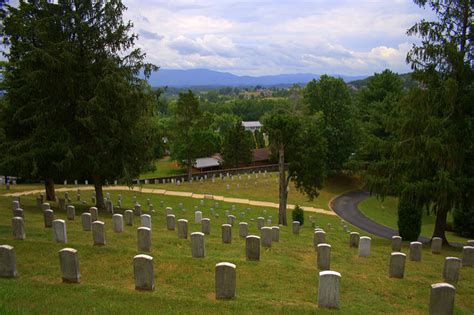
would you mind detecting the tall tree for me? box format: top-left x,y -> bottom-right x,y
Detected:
221,120 -> 253,168
367,0 -> 473,243
402,0 -> 473,242
1,0 -> 158,207
1,0 -> 75,200
304,75 -> 357,171
263,110 -> 327,225
170,90 -> 218,180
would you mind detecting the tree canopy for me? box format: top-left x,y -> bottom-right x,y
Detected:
1,0 -> 158,206
221,119 -> 254,168
304,75 -> 357,171
263,109 -> 327,225
365,0 -> 474,242
170,90 -> 219,180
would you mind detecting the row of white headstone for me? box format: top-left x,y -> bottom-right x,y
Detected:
5,197 -> 474,311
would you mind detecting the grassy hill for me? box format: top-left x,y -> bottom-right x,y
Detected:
0,183 -> 473,314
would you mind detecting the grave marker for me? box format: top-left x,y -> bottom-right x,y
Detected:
428,283 -> 455,315
215,262 -> 236,299
92,221 -> 106,246
317,244 -> 331,270
53,219 -> 67,243
113,214 -> 124,232
0,245 -> 17,278
358,237 -> 371,257
318,271 -> 341,309
389,252 -> 406,279
191,232 -> 205,258
12,217 -> 25,240
222,224 -> 232,244
137,227 -> 152,252
133,254 -> 154,291
239,222 -> 249,238
246,235 -> 260,261
58,248 -> 80,283
178,219 -> 188,239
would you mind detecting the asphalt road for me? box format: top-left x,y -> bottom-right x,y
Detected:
330,190 -> 432,244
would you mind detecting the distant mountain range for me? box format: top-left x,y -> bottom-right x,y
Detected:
147,69 -> 369,87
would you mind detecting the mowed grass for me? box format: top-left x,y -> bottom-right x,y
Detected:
146,172 -> 360,210
359,196 -> 469,244
139,157 -> 185,179
0,186 -> 473,314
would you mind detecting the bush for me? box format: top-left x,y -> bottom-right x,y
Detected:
397,194 -> 422,241
453,203 -> 474,238
292,205 -> 304,226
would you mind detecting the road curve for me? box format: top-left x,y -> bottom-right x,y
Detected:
330,190 -> 433,243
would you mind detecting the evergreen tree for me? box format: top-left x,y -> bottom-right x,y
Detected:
221,120 -> 253,168
1,0 -> 158,207
366,0 -> 473,243
1,0 -> 75,200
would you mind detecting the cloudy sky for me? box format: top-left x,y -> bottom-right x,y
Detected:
2,0 -> 434,76
121,0 -> 435,76
124,0 -> 432,75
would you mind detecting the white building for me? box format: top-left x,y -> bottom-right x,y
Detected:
242,121 -> 262,132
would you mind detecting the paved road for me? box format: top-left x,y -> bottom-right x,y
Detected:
330,190 -> 432,244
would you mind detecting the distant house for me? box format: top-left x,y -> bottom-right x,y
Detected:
193,154 -> 223,172
242,121 -> 263,132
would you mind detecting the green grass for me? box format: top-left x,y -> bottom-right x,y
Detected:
0,185 -> 473,314
145,172 -> 360,210
139,157 -> 185,179
358,196 -> 469,244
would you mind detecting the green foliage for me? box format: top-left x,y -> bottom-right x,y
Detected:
292,205 -> 304,226
263,109 -> 328,224
221,120 -> 254,168
263,109 -> 301,151
288,114 -> 328,200
453,198 -> 474,238
254,129 -> 265,148
210,113 -> 239,135
170,91 -> 218,178
304,75 -> 357,171
352,70 -> 404,190
1,0 -> 158,204
201,98 -> 290,121
350,73 -> 417,90
365,0 -> 473,241
397,191 -> 422,241
0,0 -> 76,185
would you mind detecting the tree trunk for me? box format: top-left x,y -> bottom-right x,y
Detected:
187,158 -> 193,182
278,144 -> 288,226
45,177 -> 56,201
93,175 -> 105,209
432,206 -> 449,244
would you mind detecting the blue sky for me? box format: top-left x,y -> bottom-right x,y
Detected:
123,0 -> 435,76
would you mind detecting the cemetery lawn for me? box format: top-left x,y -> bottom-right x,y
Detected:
359,197 -> 469,244
139,157 -> 185,179
1,186 -> 473,314
147,172 -> 361,210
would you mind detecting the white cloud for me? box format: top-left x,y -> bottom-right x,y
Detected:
122,0 -> 434,76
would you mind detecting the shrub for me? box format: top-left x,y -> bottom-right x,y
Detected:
292,205 -> 304,226
397,194 -> 422,241
453,203 -> 474,238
